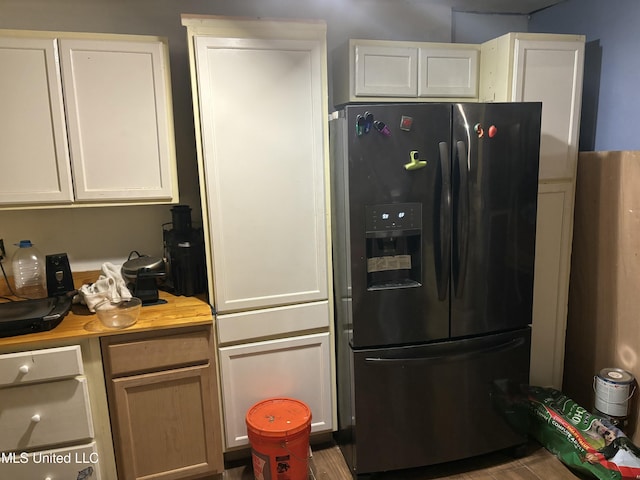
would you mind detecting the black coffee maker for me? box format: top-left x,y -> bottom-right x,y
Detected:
162,205 -> 207,296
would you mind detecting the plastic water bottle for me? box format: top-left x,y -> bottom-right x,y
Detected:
11,240 -> 47,299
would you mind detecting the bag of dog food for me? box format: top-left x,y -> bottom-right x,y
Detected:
493,382 -> 640,480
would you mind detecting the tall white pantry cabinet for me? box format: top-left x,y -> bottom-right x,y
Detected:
182,15 -> 335,450
480,32 -> 585,390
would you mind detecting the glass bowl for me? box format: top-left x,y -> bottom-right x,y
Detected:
95,297 -> 142,329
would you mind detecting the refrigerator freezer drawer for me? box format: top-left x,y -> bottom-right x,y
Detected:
349,328 -> 530,474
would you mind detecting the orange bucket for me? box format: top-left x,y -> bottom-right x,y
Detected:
246,397 -> 312,480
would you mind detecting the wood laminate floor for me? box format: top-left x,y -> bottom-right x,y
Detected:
223,441 -> 589,479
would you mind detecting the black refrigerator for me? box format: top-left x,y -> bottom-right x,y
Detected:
329,102 -> 542,477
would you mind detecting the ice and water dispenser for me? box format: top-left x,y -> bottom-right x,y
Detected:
365,202 -> 422,290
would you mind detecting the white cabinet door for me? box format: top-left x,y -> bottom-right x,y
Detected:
194,36 -> 328,313
354,43 -> 418,97
512,38 -> 584,181
530,182 -> 574,389
59,38 -> 176,202
0,36 -> 73,205
218,333 -> 333,448
418,47 -> 478,97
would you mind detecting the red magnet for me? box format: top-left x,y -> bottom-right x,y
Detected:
488,125 -> 497,138
400,116 -> 413,131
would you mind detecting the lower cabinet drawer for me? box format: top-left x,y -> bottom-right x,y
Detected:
0,345 -> 83,387
103,328 -> 211,377
0,441 -> 101,480
0,377 -> 94,452
217,300 -> 330,345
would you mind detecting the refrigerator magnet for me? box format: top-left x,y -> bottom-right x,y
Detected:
400,115 -> 413,131
374,121 -> 391,136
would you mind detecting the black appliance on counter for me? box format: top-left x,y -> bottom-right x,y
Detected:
122,253 -> 167,305
163,205 -> 207,297
0,295 -> 72,337
45,253 -> 74,297
330,102 -> 542,477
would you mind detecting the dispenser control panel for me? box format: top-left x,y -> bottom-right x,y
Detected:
365,203 -> 422,233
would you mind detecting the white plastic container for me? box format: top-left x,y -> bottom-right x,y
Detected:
11,240 -> 47,299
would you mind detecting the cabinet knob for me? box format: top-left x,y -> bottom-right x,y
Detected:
19,365 -> 29,374
31,414 -> 41,423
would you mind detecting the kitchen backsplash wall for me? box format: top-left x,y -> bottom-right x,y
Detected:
0,206 -> 171,273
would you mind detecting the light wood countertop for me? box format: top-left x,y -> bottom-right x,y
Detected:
0,270 -> 213,349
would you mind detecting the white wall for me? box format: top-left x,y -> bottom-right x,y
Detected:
452,11 -> 528,43
0,207 -> 168,271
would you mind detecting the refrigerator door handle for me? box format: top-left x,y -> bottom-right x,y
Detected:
364,336 -> 526,365
454,140 -> 470,299
437,141 -> 451,301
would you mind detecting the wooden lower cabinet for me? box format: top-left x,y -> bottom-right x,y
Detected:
101,325 -> 223,480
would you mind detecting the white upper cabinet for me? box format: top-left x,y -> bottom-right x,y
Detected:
479,33 -> 585,181
333,39 -> 479,106
59,38 -> 176,202
0,30 -> 178,208
512,38 -> 584,181
0,37 -> 74,205
354,43 -> 418,97
418,46 -> 478,97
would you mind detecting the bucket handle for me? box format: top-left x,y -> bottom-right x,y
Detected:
278,439 -> 311,463
593,376 -> 637,403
